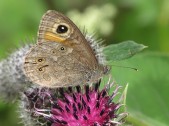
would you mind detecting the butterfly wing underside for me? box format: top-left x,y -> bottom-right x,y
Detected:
24,42 -> 100,87
37,10 -> 100,70
24,10 -> 105,88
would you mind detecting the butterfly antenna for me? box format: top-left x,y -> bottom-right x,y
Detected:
111,64 -> 138,71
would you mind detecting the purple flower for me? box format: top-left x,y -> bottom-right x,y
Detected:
22,79 -> 126,126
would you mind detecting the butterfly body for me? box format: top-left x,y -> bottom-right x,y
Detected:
24,10 -> 107,88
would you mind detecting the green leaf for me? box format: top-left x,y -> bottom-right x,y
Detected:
115,84 -> 129,124
103,41 -> 147,61
110,52 -> 169,126
120,83 -> 128,112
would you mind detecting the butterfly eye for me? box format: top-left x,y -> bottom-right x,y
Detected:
60,47 -> 65,50
36,58 -> 45,63
59,46 -> 67,53
39,68 -> 43,71
38,58 -> 43,62
37,67 -> 45,72
56,25 -> 68,34
37,65 -> 48,73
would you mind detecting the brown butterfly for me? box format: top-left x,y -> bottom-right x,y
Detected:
24,10 -> 108,88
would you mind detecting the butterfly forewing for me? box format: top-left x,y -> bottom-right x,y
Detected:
24,10 -> 105,88
37,10 -> 100,69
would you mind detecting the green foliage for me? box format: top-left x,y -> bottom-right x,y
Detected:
0,102 -> 21,126
103,41 -> 147,61
67,3 -> 117,36
111,53 -> 169,126
112,0 -> 169,52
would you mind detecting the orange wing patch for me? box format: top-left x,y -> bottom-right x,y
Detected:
44,32 -> 66,43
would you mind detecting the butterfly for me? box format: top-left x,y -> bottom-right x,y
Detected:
24,10 -> 108,88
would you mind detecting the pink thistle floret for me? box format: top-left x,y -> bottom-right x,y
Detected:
24,80 -> 125,126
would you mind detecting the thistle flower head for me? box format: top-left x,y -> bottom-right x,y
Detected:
20,79 -> 126,126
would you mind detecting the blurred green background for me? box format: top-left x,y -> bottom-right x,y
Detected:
0,0 -> 169,126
